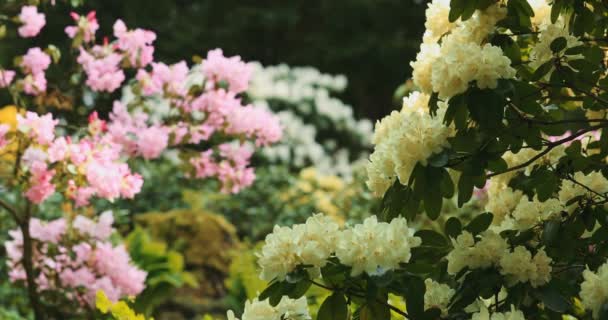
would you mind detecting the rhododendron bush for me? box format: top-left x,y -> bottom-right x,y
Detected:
228,1 -> 608,320
0,0 -> 281,318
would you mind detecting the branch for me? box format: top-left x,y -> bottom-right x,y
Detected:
0,197 -> 20,224
487,124 -> 607,178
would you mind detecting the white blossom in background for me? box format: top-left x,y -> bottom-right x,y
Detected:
248,62 -> 373,179
226,296 -> 311,320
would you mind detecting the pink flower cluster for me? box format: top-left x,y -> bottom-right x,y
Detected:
18,6 -> 46,38
65,11 -> 99,43
19,48 -> 51,95
5,212 -> 147,307
107,102 -> 169,160
113,20 -> 156,68
77,45 -> 125,92
202,49 -> 252,93
16,112 -> 143,206
190,143 -> 255,193
136,61 -> 189,96
0,124 -> 10,149
0,69 -> 16,88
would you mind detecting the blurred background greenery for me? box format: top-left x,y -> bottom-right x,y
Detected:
0,0 -> 427,120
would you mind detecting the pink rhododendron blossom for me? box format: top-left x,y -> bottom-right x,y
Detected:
190,150 -> 217,179
24,161 -> 55,204
136,126 -> 169,159
202,49 -> 252,93
225,105 -> 283,146
88,111 -> 107,136
0,69 -> 16,88
113,19 -> 156,68
18,6 -> 46,38
29,218 -> 66,244
22,72 -> 47,95
137,61 -> 189,96
21,146 -> 48,168
5,215 -> 146,307
17,112 -> 58,145
65,11 -> 99,43
190,143 -> 255,193
77,46 -> 125,92
21,47 -> 51,74
0,124 -> 10,149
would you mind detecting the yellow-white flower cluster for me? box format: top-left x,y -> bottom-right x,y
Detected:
257,214 -> 341,281
580,261 -> 608,319
529,20 -> 583,69
226,296 -> 311,320
424,279 -> 455,316
412,1 -> 515,99
335,216 -> 421,276
366,92 -> 454,196
558,171 -> 608,212
447,231 -> 552,288
528,0 -> 551,28
257,214 -> 421,280
498,196 -> 563,231
471,305 -> 526,320
485,183 -> 523,225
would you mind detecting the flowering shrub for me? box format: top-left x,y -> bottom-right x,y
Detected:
0,1 -> 281,318
247,63 -> 373,179
226,1 -> 608,320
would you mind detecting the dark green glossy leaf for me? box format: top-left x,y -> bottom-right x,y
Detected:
317,293 -> 348,320
465,212 -> 493,235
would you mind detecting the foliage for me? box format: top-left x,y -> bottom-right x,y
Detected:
96,290 -> 149,320
125,227 -> 197,317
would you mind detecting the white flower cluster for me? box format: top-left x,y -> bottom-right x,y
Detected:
257,214 -> 421,280
247,63 -> 373,178
424,278 -> 455,316
529,20 -> 583,69
366,92 -> 454,196
580,261 -> 608,319
226,296 -> 311,320
412,1 -> 515,99
559,171 -> 608,212
447,231 -> 552,288
485,183 -> 523,225
496,196 -> 563,232
472,305 -> 526,320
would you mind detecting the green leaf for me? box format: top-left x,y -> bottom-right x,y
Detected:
536,287 -> 570,313
440,169 -> 455,198
259,281 -> 286,306
551,0 -> 563,23
428,150 -> 449,167
416,230 -> 448,247
422,167 -> 444,220
550,37 -> 568,53
467,89 -> 505,130
445,217 -> 462,238
542,220 -> 560,246
403,277 -> 426,318
429,92 -> 439,117
449,0 -> 467,22
465,213 -> 493,235
531,60 -> 554,81
457,175 -> 474,207
287,280 -> 311,299
380,182 -> 419,221
317,293 -> 348,320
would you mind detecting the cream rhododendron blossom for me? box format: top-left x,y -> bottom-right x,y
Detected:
226,296 -> 311,320
366,91 -> 453,196
580,261 -> 608,319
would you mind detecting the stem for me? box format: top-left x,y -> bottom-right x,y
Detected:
0,197 -> 20,224
487,124 -> 607,178
19,202 -> 44,320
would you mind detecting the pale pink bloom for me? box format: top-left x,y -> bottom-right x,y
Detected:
225,105 -> 283,146
29,218 -> 66,243
48,137 -> 69,162
74,187 -> 95,207
170,122 -> 189,145
77,47 -> 125,92
93,242 -> 146,296
0,124 -> 10,149
88,111 -> 107,136
202,49 -> 252,93
73,211 -> 114,240
547,130 -> 601,146
113,19 -> 156,67
72,242 -> 92,265
65,11 -> 99,43
17,112 -> 58,145
0,69 -> 16,87
188,124 -> 215,144
18,6 -> 46,38
21,47 -> 51,74
137,61 -> 189,96
120,172 -> 143,199
137,126 -> 169,159
88,277 -> 122,305
22,72 -> 47,95
60,267 -> 96,288
85,162 -> 123,201
190,150 -> 217,179
25,161 -> 55,204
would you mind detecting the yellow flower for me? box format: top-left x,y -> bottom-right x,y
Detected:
96,290 -> 149,320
